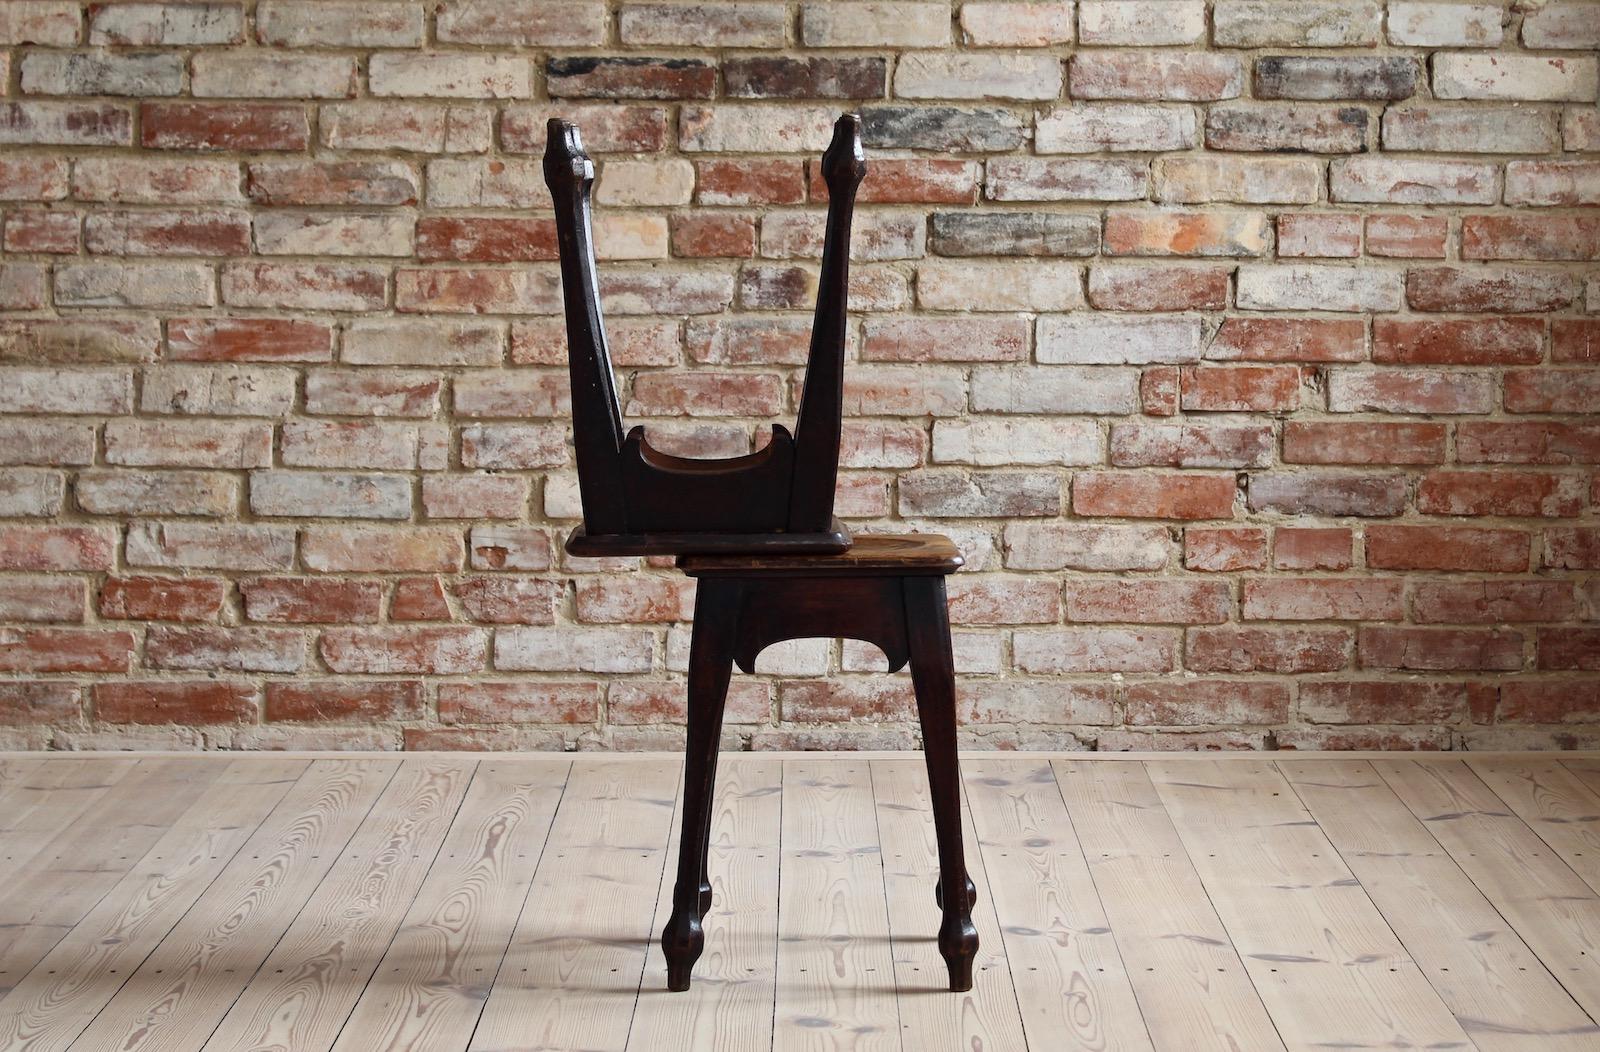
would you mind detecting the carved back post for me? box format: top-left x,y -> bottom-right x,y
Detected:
544,118 -> 629,535
788,114 -> 867,534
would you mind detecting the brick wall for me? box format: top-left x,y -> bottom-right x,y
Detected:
0,1 -> 1596,752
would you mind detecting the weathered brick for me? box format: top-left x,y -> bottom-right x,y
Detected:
495,627 -> 653,673
1274,527 -> 1352,570
0,420 -> 95,466
1036,104 -> 1195,153
1331,157 -> 1497,204
126,521 -> 294,571
1237,264 -> 1401,312
1247,472 -> 1407,517
1066,579 -> 1230,624
77,468 -> 237,517
1406,266 -> 1580,312
1359,627 -> 1523,671
104,419 -> 271,467
1077,0 -> 1205,44
301,526 -> 464,573
503,104 -> 667,154
1070,52 -> 1242,101
1242,578 -> 1405,620
0,101 -> 130,146
1504,370 -> 1600,414
1277,213 -> 1360,258
898,469 -> 1060,517
321,626 -> 486,674
305,369 -> 441,418
325,103 -> 492,154
0,574 -> 81,622
1104,210 -> 1271,257
1255,56 -> 1419,100
1301,681 -> 1488,725
439,681 -> 593,724
1367,525 -> 1531,572
1215,1 -> 1380,46
1374,317 -> 1542,366
21,51 -> 183,96
916,261 -> 1083,311
1463,215 -> 1600,262
1433,53 -> 1597,102
250,471 -> 411,520
1457,422 -> 1600,465
959,2 -> 1072,45
1206,103 -> 1366,153
167,318 -> 332,363
971,365 -> 1137,414
861,105 -> 1027,152
256,1 -> 423,46
90,2 -> 243,44
438,0 -> 605,44
1156,156 -> 1321,204
1111,423 -> 1272,468
896,52 -> 1062,101
1126,680 -> 1289,726
1327,369 -> 1494,414
862,317 -> 1027,363
0,2 -> 81,45
1184,526 -> 1268,572
621,3 -> 786,46
190,52 -> 355,98
1189,626 -> 1349,673
679,105 -> 837,152
101,576 -> 227,622
1387,2 -> 1503,45
988,158 -> 1148,201
1381,105 -> 1560,153
3,209 -> 78,254
1366,215 -> 1447,258
142,102 -> 308,151
369,53 -> 531,99
267,680 -> 424,722
1014,628 -> 1179,673
800,2 -> 951,46
932,418 -> 1101,466
930,211 -> 1098,257
1074,471 -> 1235,519
95,680 -> 257,724
1283,421 -> 1446,464
726,56 -> 885,99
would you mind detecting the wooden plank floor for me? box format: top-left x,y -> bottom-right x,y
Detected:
0,752 -> 1598,1051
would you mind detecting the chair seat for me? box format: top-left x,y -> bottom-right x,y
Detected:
678,533 -> 963,578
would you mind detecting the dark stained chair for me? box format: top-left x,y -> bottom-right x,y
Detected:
544,113 -> 978,994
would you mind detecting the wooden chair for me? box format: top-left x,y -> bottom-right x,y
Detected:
543,114 -> 978,995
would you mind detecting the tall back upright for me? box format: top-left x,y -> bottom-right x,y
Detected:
543,113 -> 866,557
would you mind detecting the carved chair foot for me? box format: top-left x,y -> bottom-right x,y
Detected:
938,910 -> 980,993
661,902 -> 705,992
698,880 -> 713,918
934,874 -> 977,911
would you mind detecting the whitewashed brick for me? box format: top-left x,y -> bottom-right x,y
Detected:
1038,315 -> 1204,365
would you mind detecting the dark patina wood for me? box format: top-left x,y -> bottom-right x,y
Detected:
544,113 -> 865,558
661,535 -> 980,994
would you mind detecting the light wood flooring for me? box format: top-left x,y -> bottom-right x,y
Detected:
1,751 -> 1599,1050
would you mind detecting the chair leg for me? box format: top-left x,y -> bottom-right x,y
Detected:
662,580 -> 740,992
903,575 -> 979,993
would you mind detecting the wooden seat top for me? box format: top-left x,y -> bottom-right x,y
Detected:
678,533 -> 963,578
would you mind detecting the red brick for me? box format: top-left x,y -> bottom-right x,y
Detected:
1139,366 -> 1178,416
1073,472 -> 1236,520
320,625 -> 487,674
947,576 -> 1060,625
810,158 -> 977,205
1406,266 -> 1579,312
1065,579 -> 1231,624
0,156 -> 69,200
1180,365 -> 1300,412
1104,210 -> 1270,257
100,576 -> 226,622
1367,525 -> 1531,573
1413,580 -> 1577,624
0,525 -> 117,571
1111,424 -> 1272,469
141,102 -> 309,151
1546,527 -> 1600,570
670,214 -> 756,258
1366,215 -> 1446,258
1418,470 -> 1585,518
1247,473 -> 1408,517
694,158 -> 805,206
1125,681 -> 1289,726
1538,628 -> 1600,671
1498,680 -> 1600,724
1241,578 -> 1405,620
1458,422 -> 1600,465
166,317 -> 333,363
1088,265 -> 1228,311
453,577 -> 562,624
4,209 -> 79,254
862,317 -> 1027,363
1373,317 -> 1543,366
503,104 -> 667,153
899,470 -> 1060,517
1186,626 -> 1350,673
240,576 -> 384,623
575,576 -> 694,623
781,680 -> 916,723
1282,421 -> 1446,465
1184,526 -> 1267,572
627,372 -> 783,417
415,216 -> 556,263
1554,320 -> 1600,363
390,576 -> 450,621
94,680 -> 258,724
1505,370 -> 1600,414
1462,215 -> 1600,261
439,682 -> 598,724
246,160 -> 418,206
266,680 -> 424,722
1207,317 -> 1364,362
1359,627 -> 1524,671
0,628 -> 134,672
548,56 -> 715,99
1300,681 -> 1490,725
610,680 -> 770,725
1273,527 -> 1353,570
85,209 -> 251,257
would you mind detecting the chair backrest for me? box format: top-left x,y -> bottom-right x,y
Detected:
543,112 -> 866,556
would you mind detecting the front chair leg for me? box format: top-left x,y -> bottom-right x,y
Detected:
904,575 -> 979,992
662,581 -> 740,992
